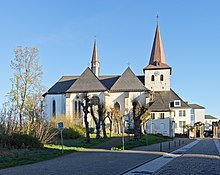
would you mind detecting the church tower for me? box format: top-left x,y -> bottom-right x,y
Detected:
144,24 -> 172,91
91,39 -> 100,77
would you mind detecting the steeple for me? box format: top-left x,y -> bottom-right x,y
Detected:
91,39 -> 100,77
144,24 -> 171,71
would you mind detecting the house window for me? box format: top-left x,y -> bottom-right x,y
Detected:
160,113 -> 165,119
179,121 -> 186,128
174,100 -> 181,107
52,100 -> 56,117
183,110 -> 186,116
151,75 -> 155,81
160,74 -> 164,81
179,110 -> 186,117
151,113 -> 155,119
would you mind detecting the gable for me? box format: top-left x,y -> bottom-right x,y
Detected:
67,67 -> 107,93
110,67 -> 148,92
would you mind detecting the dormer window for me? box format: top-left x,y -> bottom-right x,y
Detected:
151,75 -> 155,81
174,100 -> 181,107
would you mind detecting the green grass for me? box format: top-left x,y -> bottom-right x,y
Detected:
113,134 -> 170,150
58,134 -> 111,148
0,146 -> 78,170
0,134 -> 116,170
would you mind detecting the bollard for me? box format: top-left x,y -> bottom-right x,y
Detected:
168,141 -> 171,149
182,140 -> 184,144
179,139 -> 181,146
174,140 -> 176,147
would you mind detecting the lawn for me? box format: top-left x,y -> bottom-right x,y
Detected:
0,145 -> 82,170
113,134 -> 170,150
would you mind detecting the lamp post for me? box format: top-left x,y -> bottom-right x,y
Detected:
122,115 -> 125,150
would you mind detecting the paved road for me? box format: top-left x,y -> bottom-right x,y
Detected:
154,139 -> 220,175
124,138 -> 220,175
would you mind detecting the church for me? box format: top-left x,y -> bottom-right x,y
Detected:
43,23 -> 206,137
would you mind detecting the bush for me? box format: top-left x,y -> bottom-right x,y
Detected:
2,133 -> 42,149
62,126 -> 85,139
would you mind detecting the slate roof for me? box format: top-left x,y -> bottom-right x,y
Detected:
205,115 -> 218,120
144,24 -> 171,71
43,76 -> 79,96
66,67 -> 107,93
189,104 -> 205,109
148,89 -> 191,112
110,67 -> 148,92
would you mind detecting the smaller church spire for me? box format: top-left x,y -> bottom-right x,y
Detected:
91,39 -> 100,77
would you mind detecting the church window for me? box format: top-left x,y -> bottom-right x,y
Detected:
151,113 -> 155,119
160,74 -> 164,81
160,113 -> 165,119
74,101 -> 78,115
151,75 -> 155,81
73,96 -> 81,117
52,100 -> 56,117
78,101 -> 81,115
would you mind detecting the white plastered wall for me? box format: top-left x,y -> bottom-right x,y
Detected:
144,69 -> 171,91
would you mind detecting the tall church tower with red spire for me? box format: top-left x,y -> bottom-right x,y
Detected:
144,24 -> 172,91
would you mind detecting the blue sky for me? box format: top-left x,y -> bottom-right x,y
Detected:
0,1 -> 220,118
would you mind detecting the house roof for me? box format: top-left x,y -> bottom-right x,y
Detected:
66,67 -> 107,93
110,67 -> 148,92
148,89 -> 191,112
144,24 -> 171,71
189,104 -> 205,109
205,115 -> 218,120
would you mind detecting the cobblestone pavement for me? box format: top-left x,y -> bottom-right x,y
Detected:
154,139 -> 220,175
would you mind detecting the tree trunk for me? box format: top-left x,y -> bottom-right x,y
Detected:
102,118 -> 107,138
19,113 -> 23,131
134,117 -> 141,140
84,115 -> 90,144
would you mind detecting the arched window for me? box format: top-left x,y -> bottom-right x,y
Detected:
160,74 -> 164,81
151,75 -> 155,81
73,96 -> 81,117
74,101 -> 78,115
114,102 -> 120,111
52,100 -> 56,117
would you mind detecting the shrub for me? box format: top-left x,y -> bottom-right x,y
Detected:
62,126 -> 85,139
89,128 -> 95,134
2,133 -> 42,149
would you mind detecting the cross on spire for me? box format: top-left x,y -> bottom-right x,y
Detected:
156,15 -> 159,24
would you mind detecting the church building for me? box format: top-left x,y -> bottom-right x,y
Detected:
43,23 -> 205,137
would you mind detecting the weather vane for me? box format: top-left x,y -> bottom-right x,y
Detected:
127,62 -> 131,67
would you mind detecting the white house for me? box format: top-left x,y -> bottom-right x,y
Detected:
43,22 -> 206,137
204,115 -> 219,131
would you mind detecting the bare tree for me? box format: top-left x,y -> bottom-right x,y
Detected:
9,47 -> 43,131
81,94 -> 91,144
132,100 -> 149,140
